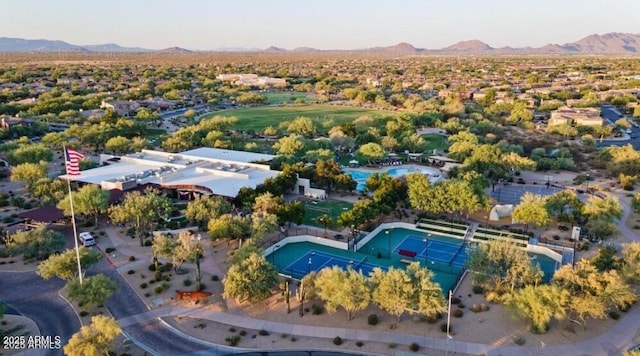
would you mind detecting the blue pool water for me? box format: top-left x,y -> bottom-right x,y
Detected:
346,167 -> 441,191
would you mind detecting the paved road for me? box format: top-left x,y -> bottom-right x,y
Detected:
0,270 -> 78,356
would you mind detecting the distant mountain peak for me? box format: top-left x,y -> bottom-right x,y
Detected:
157,47 -> 192,54
264,46 -> 286,52
444,39 -> 492,51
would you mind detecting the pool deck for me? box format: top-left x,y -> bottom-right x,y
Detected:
345,163 -> 442,175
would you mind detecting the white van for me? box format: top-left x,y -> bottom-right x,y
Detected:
78,232 -> 96,247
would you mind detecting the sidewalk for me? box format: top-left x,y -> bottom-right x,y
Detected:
116,303 -> 640,356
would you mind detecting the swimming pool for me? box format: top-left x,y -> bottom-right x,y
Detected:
346,166 -> 443,191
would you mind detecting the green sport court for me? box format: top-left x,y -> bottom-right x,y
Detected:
268,227 -> 468,293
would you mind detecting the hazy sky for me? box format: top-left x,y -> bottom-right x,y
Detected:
3,0 -> 639,50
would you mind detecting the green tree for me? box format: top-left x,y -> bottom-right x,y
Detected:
356,142 -> 386,164
6,225 -> 65,260
223,252 -> 278,303
58,184 -> 110,227
31,178 -> 66,206
185,195 -> 231,225
553,260 -> 637,328
318,214 -> 332,236
545,189 -> 583,224
370,267 -> 413,321
10,161 -> 49,189
152,233 -> 176,273
37,247 -> 102,281
287,116 -> 316,138
208,214 -> 251,243
512,192 -> 551,230
615,118 -> 632,129
67,274 -> 118,309
63,315 -> 121,356
250,212 -> 279,240
468,239 -> 543,294
314,266 -> 370,320
621,242 -> 640,283
7,144 -> 53,165
507,101 -> 533,123
109,188 -> 171,246
173,231 -> 205,290
104,136 -> 131,155
504,284 -> 569,333
632,193 -> 640,214
274,134 -> 305,156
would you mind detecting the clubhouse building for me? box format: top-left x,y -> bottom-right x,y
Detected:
60,148 -> 325,199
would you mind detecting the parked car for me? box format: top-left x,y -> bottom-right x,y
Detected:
78,232 -> 96,247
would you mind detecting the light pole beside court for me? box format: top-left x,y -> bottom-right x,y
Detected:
497,178 -> 504,204
585,173 -> 590,195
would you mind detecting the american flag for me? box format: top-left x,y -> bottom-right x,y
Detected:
65,147 -> 85,176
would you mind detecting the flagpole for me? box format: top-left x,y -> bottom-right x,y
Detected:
64,145 -> 83,286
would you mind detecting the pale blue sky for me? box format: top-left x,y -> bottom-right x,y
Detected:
3,0 -> 639,50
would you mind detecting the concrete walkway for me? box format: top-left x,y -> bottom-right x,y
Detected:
116,304 -> 639,356
101,220 -> 640,355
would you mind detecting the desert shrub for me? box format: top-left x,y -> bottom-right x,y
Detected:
183,278 -> 192,287
368,314 -> 379,325
105,247 -> 116,253
472,285 -> 484,294
127,270 -> 135,275
211,275 -> 219,281
148,264 -> 157,272
225,335 -> 240,346
139,283 -> 148,289
258,329 -> 269,336
609,311 -> 620,320
144,240 -> 152,246
144,292 -> 151,297
154,285 -> 164,294
439,322 -> 449,333
453,309 -> 463,318
409,342 -> 420,351
128,256 -> 136,262
290,336 -> 297,342
451,297 -> 461,304
356,341 -> 364,347
388,343 -> 397,349
311,304 -> 324,315
229,327 -> 236,332
513,335 -> 526,345
239,330 -> 247,336
79,311 -> 89,317
333,336 -> 342,345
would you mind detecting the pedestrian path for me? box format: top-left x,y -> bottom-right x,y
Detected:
116,303 -> 640,356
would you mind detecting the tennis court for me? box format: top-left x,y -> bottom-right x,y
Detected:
393,235 -> 467,268
283,250 -> 376,279
492,184 -> 562,205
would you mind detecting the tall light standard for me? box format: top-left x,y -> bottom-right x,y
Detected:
496,178 -> 504,204
423,234 -> 431,265
445,289 -> 453,356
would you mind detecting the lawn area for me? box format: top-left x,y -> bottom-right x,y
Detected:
262,91 -> 315,105
301,198 -> 353,229
209,105 -> 395,132
421,133 -> 450,152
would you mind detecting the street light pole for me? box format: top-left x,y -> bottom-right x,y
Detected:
585,173 -> 590,195
497,178 -> 503,204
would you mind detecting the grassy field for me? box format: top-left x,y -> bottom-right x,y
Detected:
421,133 -> 450,152
209,105 -> 394,131
302,198 -> 353,229
263,91 -> 315,105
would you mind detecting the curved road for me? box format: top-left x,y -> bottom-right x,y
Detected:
0,270 -> 78,356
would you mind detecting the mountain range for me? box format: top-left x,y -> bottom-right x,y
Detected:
1,32 -> 639,54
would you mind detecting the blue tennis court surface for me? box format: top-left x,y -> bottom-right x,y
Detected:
492,185 -> 562,205
393,235 -> 467,268
283,250 -> 376,279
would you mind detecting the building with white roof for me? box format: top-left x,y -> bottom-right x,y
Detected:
60,148 -> 283,198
